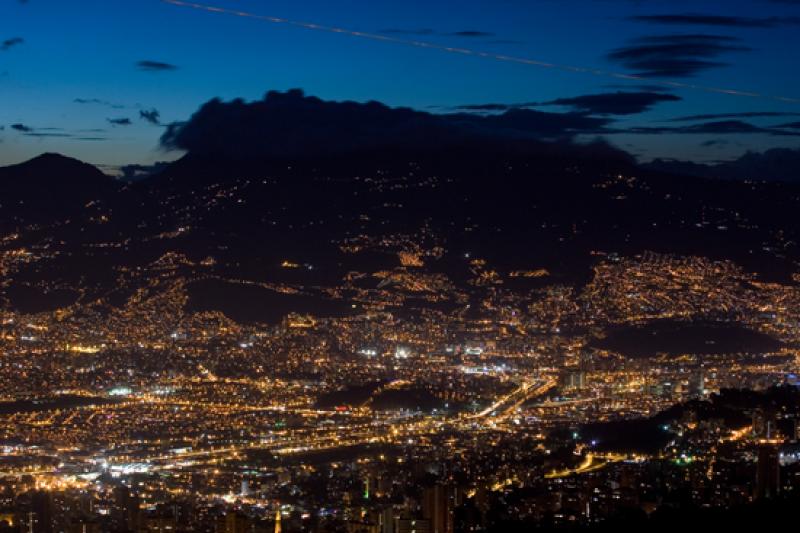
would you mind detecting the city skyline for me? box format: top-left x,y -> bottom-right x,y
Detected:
2,1 -> 800,532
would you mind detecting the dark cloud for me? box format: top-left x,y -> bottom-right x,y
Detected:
454,91 -> 680,116
1,37 -> 24,51
160,89 -> 614,159
645,147 -> 800,183
603,84 -> 674,92
136,60 -> 178,72
74,98 -> 125,109
629,120 -> 800,136
139,108 -> 161,125
10,124 -> 71,137
776,122 -> 800,129
630,14 -> 800,28
449,108 -> 612,137
448,30 -> 495,37
700,139 -> 731,148
117,162 -> 171,181
452,102 -> 537,112
6,123 -> 103,139
543,91 -> 681,115
667,111 -> 800,122
5,121 -> 117,141
23,132 -> 71,138
107,118 -> 133,126
380,28 -> 496,38
607,34 -> 750,77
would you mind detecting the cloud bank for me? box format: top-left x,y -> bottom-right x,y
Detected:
160,89 -> 621,159
608,34 -> 750,77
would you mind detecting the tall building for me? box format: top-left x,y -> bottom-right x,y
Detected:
752,409 -> 776,440
755,445 -> 780,499
564,370 -> 586,390
422,486 -> 455,533
112,487 -> 141,533
378,508 -> 394,533
30,491 -> 53,533
689,369 -> 705,399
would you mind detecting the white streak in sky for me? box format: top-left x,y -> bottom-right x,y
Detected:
161,0 -> 800,104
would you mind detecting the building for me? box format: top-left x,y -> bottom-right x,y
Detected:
755,445 -> 780,499
112,487 -> 141,533
422,486 -> 456,533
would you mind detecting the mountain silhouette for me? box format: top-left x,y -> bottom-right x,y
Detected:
0,153 -> 119,227
1,143 -> 800,319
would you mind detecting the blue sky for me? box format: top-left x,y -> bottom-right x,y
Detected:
1,0 -> 799,168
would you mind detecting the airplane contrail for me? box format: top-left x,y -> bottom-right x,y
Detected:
161,0 -> 800,104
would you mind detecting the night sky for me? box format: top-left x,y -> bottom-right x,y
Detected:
1,0 -> 799,170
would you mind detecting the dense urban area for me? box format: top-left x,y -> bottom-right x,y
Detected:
1,153 -> 800,532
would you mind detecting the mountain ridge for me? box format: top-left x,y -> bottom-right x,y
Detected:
1,144 -> 800,318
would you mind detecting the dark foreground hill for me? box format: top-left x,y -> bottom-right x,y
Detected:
0,153 -> 120,226
142,144 -> 800,283
1,142 -> 800,317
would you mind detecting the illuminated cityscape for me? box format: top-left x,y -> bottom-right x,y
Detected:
2,166 -> 800,531
3,0 -> 800,531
